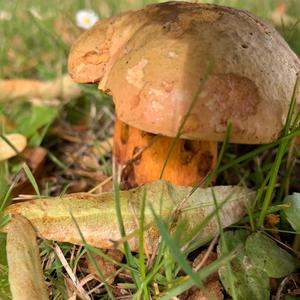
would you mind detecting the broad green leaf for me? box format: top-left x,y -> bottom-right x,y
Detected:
283,193 -> 300,232
245,232 -> 298,278
14,105 -> 57,140
218,230 -> 269,300
3,180 -> 254,253
6,215 -> 48,300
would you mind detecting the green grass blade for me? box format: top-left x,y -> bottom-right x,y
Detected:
283,76 -> 299,135
27,10 -> 68,52
47,151 -> 68,171
138,188 -> 149,300
134,259 -> 165,299
85,245 -> 137,274
212,189 -> 237,300
160,248 -> 238,300
150,205 -> 204,289
0,172 -> 23,212
215,127 -> 300,177
258,77 -> 299,227
23,163 -> 40,196
113,180 -> 141,288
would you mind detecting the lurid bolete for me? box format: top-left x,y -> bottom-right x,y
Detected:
68,2 -> 300,187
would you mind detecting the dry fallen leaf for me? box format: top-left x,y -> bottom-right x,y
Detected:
0,74 -> 80,103
265,214 -> 280,227
0,133 -> 27,161
6,215 -> 48,300
3,180 -> 255,253
86,249 -> 123,284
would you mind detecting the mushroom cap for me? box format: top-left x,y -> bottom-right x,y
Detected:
68,1 -> 300,144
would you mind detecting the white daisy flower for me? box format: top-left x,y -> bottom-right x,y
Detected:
76,10 -> 99,30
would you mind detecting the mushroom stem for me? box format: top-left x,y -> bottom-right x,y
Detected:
113,119 -> 218,188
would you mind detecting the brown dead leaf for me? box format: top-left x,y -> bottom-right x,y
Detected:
22,147 -> 48,172
265,214 -> 280,227
265,214 -> 281,241
6,215 -> 48,300
67,179 -> 89,193
86,249 -> 123,284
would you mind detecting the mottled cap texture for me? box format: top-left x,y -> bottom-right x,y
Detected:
68,1 -> 300,144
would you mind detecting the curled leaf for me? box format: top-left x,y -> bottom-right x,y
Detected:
6,215 -> 48,300
0,134 -> 27,161
3,180 -> 254,253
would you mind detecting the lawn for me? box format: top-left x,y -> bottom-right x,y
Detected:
0,0 -> 300,299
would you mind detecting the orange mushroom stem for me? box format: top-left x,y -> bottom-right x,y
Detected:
113,118 -> 217,188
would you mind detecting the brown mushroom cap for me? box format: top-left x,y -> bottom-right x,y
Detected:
68,1 -> 300,144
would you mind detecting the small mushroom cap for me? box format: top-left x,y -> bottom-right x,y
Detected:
68,1 -> 300,144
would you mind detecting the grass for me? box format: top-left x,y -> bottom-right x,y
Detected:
0,0 -> 300,299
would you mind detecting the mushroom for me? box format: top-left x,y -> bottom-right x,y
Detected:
68,2 -> 300,188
